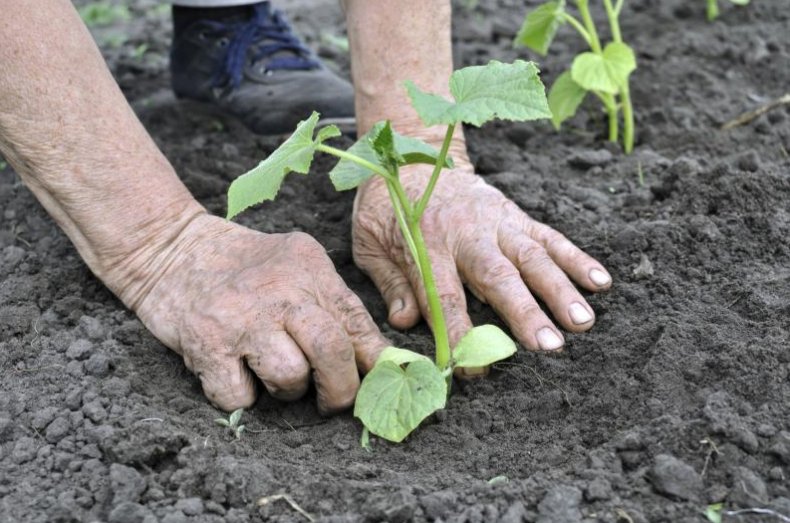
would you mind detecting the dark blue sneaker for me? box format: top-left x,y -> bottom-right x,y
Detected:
170,2 -> 355,135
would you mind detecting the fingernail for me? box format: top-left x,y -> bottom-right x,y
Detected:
389,298 -> 405,316
569,302 -> 593,325
537,328 -> 564,351
589,269 -> 611,287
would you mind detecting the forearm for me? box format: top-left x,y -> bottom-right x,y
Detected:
343,0 -> 470,168
0,0 -> 205,308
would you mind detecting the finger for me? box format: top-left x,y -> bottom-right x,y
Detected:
526,221 -> 612,291
354,249 -> 421,329
500,230 -> 596,333
459,247 -> 565,353
193,351 -> 258,411
285,303 -> 360,415
320,274 -> 391,373
242,329 -> 311,401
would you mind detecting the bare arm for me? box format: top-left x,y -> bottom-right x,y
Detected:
0,0 -> 204,308
0,0 -> 388,412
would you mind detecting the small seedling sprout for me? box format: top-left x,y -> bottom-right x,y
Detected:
514,0 -> 637,153
706,0 -> 750,21
215,408 -> 246,439
226,60 -> 552,442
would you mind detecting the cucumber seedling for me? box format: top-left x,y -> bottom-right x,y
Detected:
514,0 -> 637,153
215,408 -> 246,439
226,60 -> 552,443
706,0 -> 750,21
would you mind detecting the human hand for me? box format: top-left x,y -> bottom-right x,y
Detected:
129,214 -> 389,413
352,162 -> 611,367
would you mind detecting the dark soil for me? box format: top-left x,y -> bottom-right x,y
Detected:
2,0 -> 789,522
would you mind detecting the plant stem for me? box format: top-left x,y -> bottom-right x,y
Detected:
620,85 -> 634,153
576,0 -> 602,53
707,0 -> 719,20
577,0 -> 618,142
602,0 -> 622,42
607,99 -> 619,142
386,181 -> 422,277
316,144 -> 393,180
408,218 -> 451,369
561,13 -> 592,47
414,124 -> 455,220
318,129 -> 453,369
602,0 -> 634,152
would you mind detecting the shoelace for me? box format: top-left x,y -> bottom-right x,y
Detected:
203,2 -> 320,89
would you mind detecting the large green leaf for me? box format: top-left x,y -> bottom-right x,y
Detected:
514,0 -> 566,56
453,325 -> 517,369
548,70 -> 587,130
354,359 -> 447,443
226,112 -> 340,219
570,42 -> 636,95
405,60 -> 552,127
328,121 -> 453,191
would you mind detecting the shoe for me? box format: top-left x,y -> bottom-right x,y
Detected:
170,2 -> 355,135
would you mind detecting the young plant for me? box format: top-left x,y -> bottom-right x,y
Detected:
215,408 -> 246,439
514,0 -> 637,153
226,60 -> 552,442
706,0 -> 750,21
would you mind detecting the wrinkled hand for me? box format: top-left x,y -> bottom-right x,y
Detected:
130,214 -> 388,413
353,163 -> 611,365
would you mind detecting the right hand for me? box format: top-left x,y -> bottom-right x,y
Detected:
129,214 -> 389,414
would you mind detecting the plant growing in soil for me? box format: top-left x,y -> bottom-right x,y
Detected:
226,60 -> 552,442
215,408 -> 246,439
514,0 -> 637,153
706,0 -> 750,21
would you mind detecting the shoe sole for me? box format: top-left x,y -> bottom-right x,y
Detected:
132,89 -> 357,137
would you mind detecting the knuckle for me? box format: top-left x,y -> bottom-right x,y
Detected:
480,260 -> 517,284
515,301 -> 544,321
288,232 -> 327,260
515,240 -> 551,269
344,307 -> 375,337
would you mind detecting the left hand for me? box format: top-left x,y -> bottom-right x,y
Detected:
352,161 -> 612,369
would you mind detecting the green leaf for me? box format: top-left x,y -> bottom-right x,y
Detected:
229,408 -> 243,427
705,503 -> 723,523
226,112 -> 338,219
405,60 -> 552,127
78,2 -> 130,27
487,475 -> 510,485
328,121 -> 452,191
729,0 -> 749,5
376,346 -> 432,366
547,70 -> 587,130
354,360 -> 447,443
513,1 -> 566,55
453,325 -> 517,369
570,43 -> 636,94
370,121 -> 404,169
214,418 -> 230,427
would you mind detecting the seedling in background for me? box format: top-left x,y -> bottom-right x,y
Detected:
706,0 -> 750,21
226,60 -> 552,442
515,0 -> 637,153
215,408 -> 246,439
